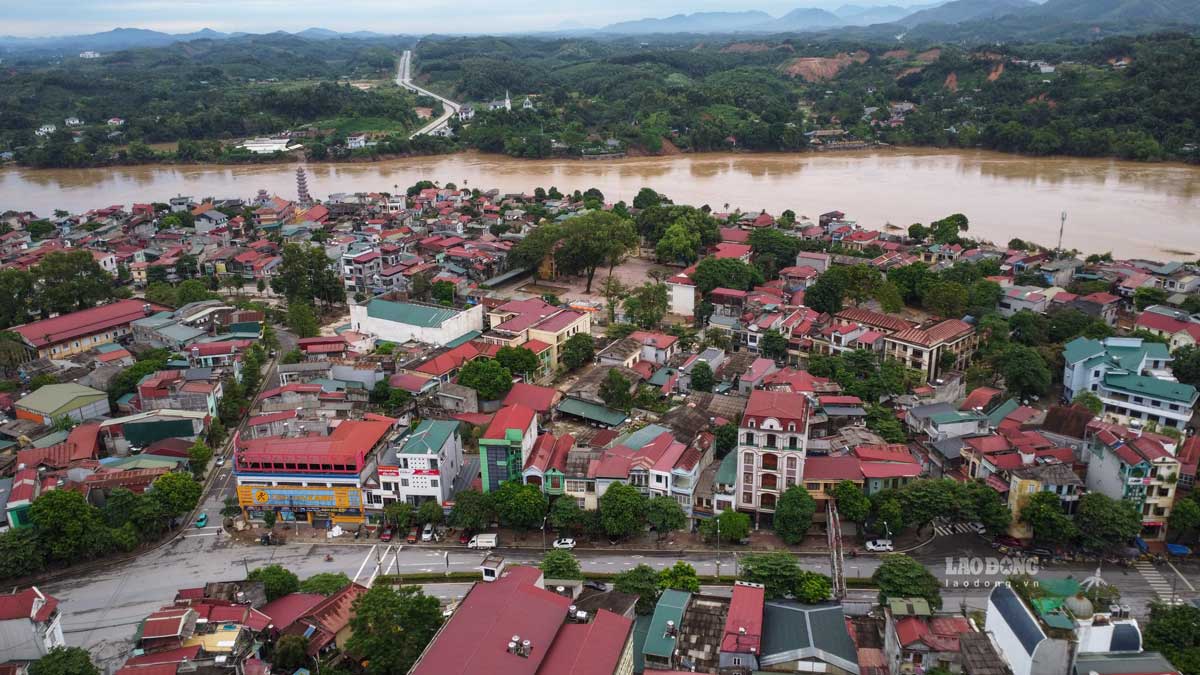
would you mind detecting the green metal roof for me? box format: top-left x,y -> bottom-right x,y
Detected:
648,366 -> 679,387
446,330 -> 482,348
556,398 -> 627,427
617,424 -> 671,451
1063,337 -> 1105,365
887,598 -> 931,616
630,614 -> 652,674
928,411 -> 985,425
716,451 -> 737,486
1105,373 -> 1197,404
366,298 -> 460,328
16,383 -> 106,416
987,399 -> 1020,427
399,420 -> 460,455
643,590 -> 690,658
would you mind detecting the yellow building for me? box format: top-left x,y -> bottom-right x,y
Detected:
1005,463 -> 1083,540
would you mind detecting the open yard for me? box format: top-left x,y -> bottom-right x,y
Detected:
312,116 -> 409,135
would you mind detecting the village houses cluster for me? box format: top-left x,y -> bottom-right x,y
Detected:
0,175 -> 1197,675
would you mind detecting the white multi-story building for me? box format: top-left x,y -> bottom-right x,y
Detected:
0,586 -> 65,661
734,390 -> 811,523
370,420 -> 463,509
1063,336 -> 1198,430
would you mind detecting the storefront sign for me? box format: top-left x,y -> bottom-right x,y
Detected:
237,485 -> 361,511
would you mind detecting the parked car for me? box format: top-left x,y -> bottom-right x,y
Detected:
458,529 -> 474,545
865,539 -> 893,552
195,513 -> 208,528
993,535 -> 1025,550
1028,546 -> 1055,560
215,455 -> 226,467
967,522 -> 986,534
553,538 -> 576,550
584,581 -> 608,592
407,527 -> 420,544
467,533 -> 498,550
380,528 -> 393,543
422,523 -> 434,542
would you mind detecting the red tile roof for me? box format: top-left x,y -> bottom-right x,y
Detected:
139,607 -> 193,639
889,319 -> 973,347
502,383 -> 560,414
803,456 -> 863,481
410,566 -> 571,675
525,432 -> 574,474
834,307 -> 914,334
416,342 -> 481,376
0,586 -> 58,623
961,386 -> 1003,412
722,583 -> 764,653
13,299 -> 168,349
743,390 -> 810,427
236,415 -> 394,469
537,610 -> 634,675
260,593 -> 326,632
484,403 -> 536,441
284,583 -> 368,655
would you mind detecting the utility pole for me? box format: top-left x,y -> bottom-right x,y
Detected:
241,557 -> 250,577
1057,211 -> 1066,255
714,518 -> 721,580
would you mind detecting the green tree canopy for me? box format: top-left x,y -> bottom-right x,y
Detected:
540,549 -> 583,579
248,564 -> 301,601
646,496 -> 687,536
690,361 -> 715,393
658,561 -> 701,593
29,647 -> 100,675
774,486 -> 817,545
150,471 -> 202,519
493,481 -> 548,532
599,482 -> 646,539
300,572 -> 352,595
448,490 -> 493,531
457,358 -> 513,401
873,553 -> 942,609
599,368 -> 634,410
700,509 -> 750,544
496,346 -> 540,378
614,564 -> 661,615
561,333 -> 595,370
831,481 -> 871,523
346,585 -> 443,674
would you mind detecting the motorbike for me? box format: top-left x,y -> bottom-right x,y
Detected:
324,553 -> 333,562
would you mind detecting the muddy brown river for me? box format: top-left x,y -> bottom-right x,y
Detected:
2,148 -> 1198,259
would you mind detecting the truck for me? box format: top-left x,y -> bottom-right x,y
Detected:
467,533 -> 497,550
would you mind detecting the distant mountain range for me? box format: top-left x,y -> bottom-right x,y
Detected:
0,26 -> 395,53
596,0 -> 1200,35
2,0 -> 1199,52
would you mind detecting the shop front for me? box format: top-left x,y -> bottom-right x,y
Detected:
237,485 -> 365,527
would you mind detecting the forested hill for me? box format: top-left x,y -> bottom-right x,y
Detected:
415,32 -> 1200,162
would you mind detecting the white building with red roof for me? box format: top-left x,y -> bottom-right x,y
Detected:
735,390 -> 811,521
10,298 -> 168,360
881,319 -> 978,383
0,587 -> 62,662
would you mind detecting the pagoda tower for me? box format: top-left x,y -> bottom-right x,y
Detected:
296,166 -> 312,205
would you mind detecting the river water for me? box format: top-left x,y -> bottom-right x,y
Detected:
2,148 -> 1198,259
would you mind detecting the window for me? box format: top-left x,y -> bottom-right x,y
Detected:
806,482 -> 819,490
744,432 -> 755,445
430,479 -> 439,488
400,478 -> 409,487
732,657 -> 742,666
748,419 -> 756,428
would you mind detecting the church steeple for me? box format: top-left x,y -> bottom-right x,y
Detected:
504,89 -> 511,111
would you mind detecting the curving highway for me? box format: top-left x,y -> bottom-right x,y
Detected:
397,49 -> 460,139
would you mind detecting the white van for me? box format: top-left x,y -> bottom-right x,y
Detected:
467,533 -> 497,550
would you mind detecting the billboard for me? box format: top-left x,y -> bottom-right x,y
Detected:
237,485 -> 362,512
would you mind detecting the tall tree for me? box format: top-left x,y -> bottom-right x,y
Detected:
658,561 -> 701,593
646,496 -> 687,536
690,361 -> 715,393
614,564 -> 662,614
492,481 -> 548,532
457,359 -> 513,400
1020,491 -> 1077,545
623,282 -> 668,329
34,250 -> 114,316
561,333 -> 595,370
873,553 -> 942,609
346,585 -> 443,674
774,486 -> 817,545
831,480 -> 871,523
496,346 -> 540,380
29,647 -> 100,675
599,368 -> 633,410
555,212 -> 637,292
540,550 -> 583,579
1075,492 -> 1142,552
248,564 -> 300,601
150,472 -> 202,519
599,482 -> 646,539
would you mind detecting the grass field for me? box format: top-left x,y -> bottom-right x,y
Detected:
313,116 -> 410,134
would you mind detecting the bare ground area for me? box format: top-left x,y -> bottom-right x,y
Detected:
505,256 -> 679,306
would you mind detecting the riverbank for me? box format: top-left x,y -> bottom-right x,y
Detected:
3,148 -> 1199,259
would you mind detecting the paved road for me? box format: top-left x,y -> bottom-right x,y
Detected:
48,523 -> 1192,671
397,49 -> 460,138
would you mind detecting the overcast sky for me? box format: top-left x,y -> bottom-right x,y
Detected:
3,0 -> 920,37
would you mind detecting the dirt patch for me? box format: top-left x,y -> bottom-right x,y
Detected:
943,72 -> 958,91
414,107 -> 434,120
659,136 -> 682,155
976,51 -> 1005,61
987,62 -> 1005,82
781,50 -> 870,82
895,67 -> 924,80
882,49 -> 910,60
916,48 -> 942,63
722,42 -> 772,53
1026,93 -> 1058,108
1107,56 -> 1132,66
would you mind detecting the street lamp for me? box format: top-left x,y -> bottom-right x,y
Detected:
542,515 -> 549,551
715,517 -> 721,580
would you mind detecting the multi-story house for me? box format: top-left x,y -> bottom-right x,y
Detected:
1134,307 -> 1200,351
137,370 -> 222,418
369,420 -> 463,510
586,425 -> 710,520
881,319 -> 978,383
234,414 -> 396,528
734,390 -> 811,523
1005,462 -> 1083,539
523,431 -> 574,496
478,403 -> 538,493
1063,336 -> 1198,430
343,249 -> 382,293
1084,421 -> 1180,541
998,286 -> 1049,317
0,587 -> 65,662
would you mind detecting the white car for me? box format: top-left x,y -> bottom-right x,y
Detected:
967,522 -> 986,534
552,538 -> 576,550
215,456 -> 227,467
865,539 -> 894,552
